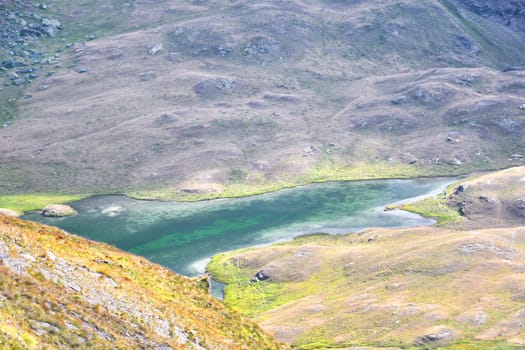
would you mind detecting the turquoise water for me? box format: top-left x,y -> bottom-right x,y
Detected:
23,178 -> 452,276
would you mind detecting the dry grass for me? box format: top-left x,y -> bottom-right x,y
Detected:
0,217 -> 286,349
209,225 -> 525,349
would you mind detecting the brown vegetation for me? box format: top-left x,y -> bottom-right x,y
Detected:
0,216 -> 285,349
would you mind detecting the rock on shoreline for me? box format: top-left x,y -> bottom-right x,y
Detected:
42,204 -> 77,217
0,208 -> 20,217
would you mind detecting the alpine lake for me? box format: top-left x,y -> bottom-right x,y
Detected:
24,178 -> 453,283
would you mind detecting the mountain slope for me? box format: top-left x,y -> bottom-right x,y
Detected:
0,0 -> 524,197
0,216 -> 284,349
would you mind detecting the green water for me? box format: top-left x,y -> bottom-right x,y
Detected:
23,178 -> 452,276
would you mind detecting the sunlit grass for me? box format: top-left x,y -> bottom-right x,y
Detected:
208,221 -> 525,349
0,216 -> 285,348
401,196 -> 462,225
400,180 -> 463,225
0,194 -> 87,214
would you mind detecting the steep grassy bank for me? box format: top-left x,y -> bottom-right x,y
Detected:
0,216 -> 285,349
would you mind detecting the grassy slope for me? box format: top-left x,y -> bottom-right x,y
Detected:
209,227 -> 525,349
0,162 -> 448,214
0,216 -> 285,349
207,166 -> 525,349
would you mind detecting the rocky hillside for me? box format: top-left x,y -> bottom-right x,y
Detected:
208,166 -> 525,349
0,0 -> 524,198
0,216 -> 284,349
446,166 -> 525,228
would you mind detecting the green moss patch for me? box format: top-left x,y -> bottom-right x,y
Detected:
402,196 -> 462,225
0,194 -> 87,214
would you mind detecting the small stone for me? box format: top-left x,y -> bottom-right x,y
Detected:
1,60 -> 15,69
148,43 -> 163,55
386,282 -> 402,290
384,204 -> 401,211
367,234 -> 379,242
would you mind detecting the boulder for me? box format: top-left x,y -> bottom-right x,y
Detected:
457,310 -> 488,326
42,204 -> 77,217
193,78 -> 237,98
41,18 -> 61,37
509,199 -> 525,219
0,208 -> 20,217
450,184 -> 466,197
415,326 -> 460,346
251,270 -> 271,283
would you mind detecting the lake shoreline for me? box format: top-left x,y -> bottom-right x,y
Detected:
2,161 -> 493,214
21,177 -> 458,278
